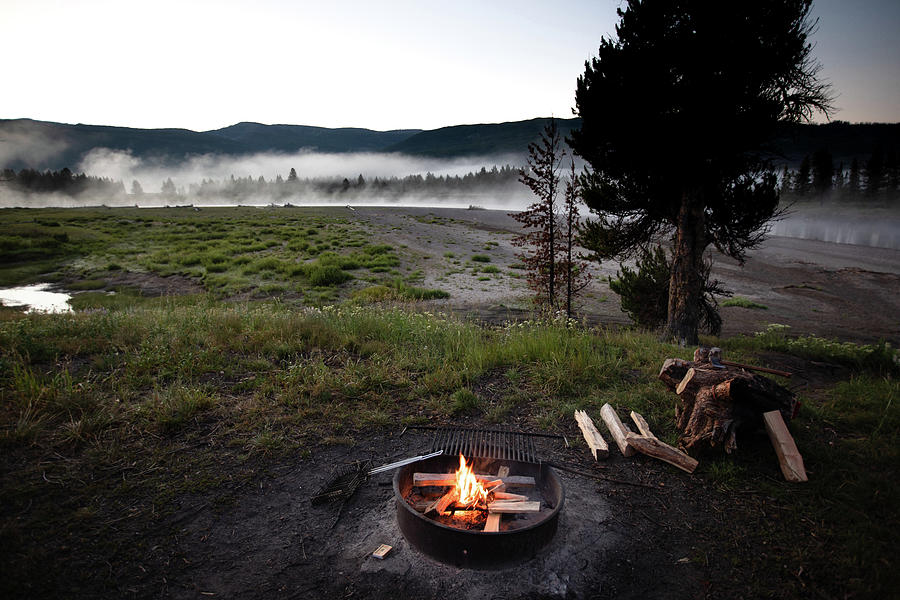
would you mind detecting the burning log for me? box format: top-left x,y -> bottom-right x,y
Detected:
484,465 -> 509,532
659,350 -> 797,453
413,473 -> 535,488
424,489 -> 459,516
492,465 -> 511,493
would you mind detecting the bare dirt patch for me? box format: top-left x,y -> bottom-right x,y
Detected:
358,207 -> 900,343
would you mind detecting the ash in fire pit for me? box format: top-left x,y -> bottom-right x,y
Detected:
394,454 -> 564,568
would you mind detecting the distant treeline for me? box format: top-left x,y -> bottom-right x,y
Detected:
1,168 -> 125,197
779,144 -> 900,199
177,164 -> 521,200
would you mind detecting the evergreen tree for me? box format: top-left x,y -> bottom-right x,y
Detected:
865,146 -> 885,196
161,178 -> 176,196
794,155 -> 811,195
570,0 -> 832,343
848,158 -> 861,195
779,165 -> 793,195
811,147 -> 834,195
511,119 -> 564,312
833,161 -> 845,192
561,159 -> 591,318
131,180 -> 143,195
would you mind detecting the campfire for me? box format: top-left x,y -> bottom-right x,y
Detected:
393,430 -> 564,567
404,453 -> 541,532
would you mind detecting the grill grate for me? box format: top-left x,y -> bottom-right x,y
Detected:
429,427 -> 539,464
311,460 -> 372,505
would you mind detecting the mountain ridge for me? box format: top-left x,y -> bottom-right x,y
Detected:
1,116 -> 897,171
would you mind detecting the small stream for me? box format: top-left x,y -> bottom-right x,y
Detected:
0,284 -> 73,313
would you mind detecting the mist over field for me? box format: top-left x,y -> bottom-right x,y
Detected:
1,148 -> 534,210
77,148 -> 524,190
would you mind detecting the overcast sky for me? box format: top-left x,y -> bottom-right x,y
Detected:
2,0 -> 898,132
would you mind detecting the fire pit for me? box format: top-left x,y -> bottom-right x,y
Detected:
393,453 -> 564,568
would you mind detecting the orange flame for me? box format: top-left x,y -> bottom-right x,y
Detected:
455,454 -> 490,508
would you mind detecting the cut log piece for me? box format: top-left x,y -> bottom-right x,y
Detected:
658,358 -> 692,391
493,491 -> 527,501
484,465 -> 510,532
574,410 -> 610,460
629,410 -> 657,440
424,489 -> 459,516
676,367 -> 739,396
493,465 -> 510,493
681,381 -> 739,452
625,432 -> 699,474
763,410 -> 808,482
488,501 -> 541,514
413,473 -> 535,488
599,403 -> 636,457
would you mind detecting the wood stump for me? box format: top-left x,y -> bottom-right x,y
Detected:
658,355 -> 796,453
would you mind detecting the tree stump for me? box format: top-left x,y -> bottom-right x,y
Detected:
659,356 -> 796,453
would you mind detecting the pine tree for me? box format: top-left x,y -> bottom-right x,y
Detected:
570,0 -> 832,344
865,146 -> 885,196
511,120 -> 564,312
811,148 -> 834,195
561,159 -> 591,318
794,155 -> 811,195
848,158 -> 861,195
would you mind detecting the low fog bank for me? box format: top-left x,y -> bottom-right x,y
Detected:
770,202 -> 900,250
78,148 -> 524,192
0,148 -> 535,211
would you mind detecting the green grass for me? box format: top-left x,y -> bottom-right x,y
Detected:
720,323 -> 898,373
721,296 -> 768,309
471,254 -> 491,262
350,280 -> 450,303
0,206 -> 398,302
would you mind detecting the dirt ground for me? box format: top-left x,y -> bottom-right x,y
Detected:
357,206 -> 900,345
8,425 -> 801,600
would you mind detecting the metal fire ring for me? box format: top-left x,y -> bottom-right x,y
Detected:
393,454 -> 564,569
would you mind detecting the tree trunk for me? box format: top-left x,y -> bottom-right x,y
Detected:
664,192 -> 706,345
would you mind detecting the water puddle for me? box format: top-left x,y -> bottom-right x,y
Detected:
0,283 -> 73,313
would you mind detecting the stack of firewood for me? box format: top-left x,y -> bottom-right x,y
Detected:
658,347 -> 797,453
575,347 -> 807,482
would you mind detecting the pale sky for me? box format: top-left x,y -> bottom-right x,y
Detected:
1,0 -> 898,132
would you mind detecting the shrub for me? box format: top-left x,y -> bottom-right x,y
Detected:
306,264 -> 352,287
471,254 -> 491,263
609,245 -> 725,335
450,388 -> 480,415
722,296 -> 768,310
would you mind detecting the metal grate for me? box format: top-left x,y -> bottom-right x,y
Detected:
311,460 -> 372,505
429,427 -> 539,464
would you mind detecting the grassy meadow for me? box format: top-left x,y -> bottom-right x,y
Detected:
0,206 -> 898,598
